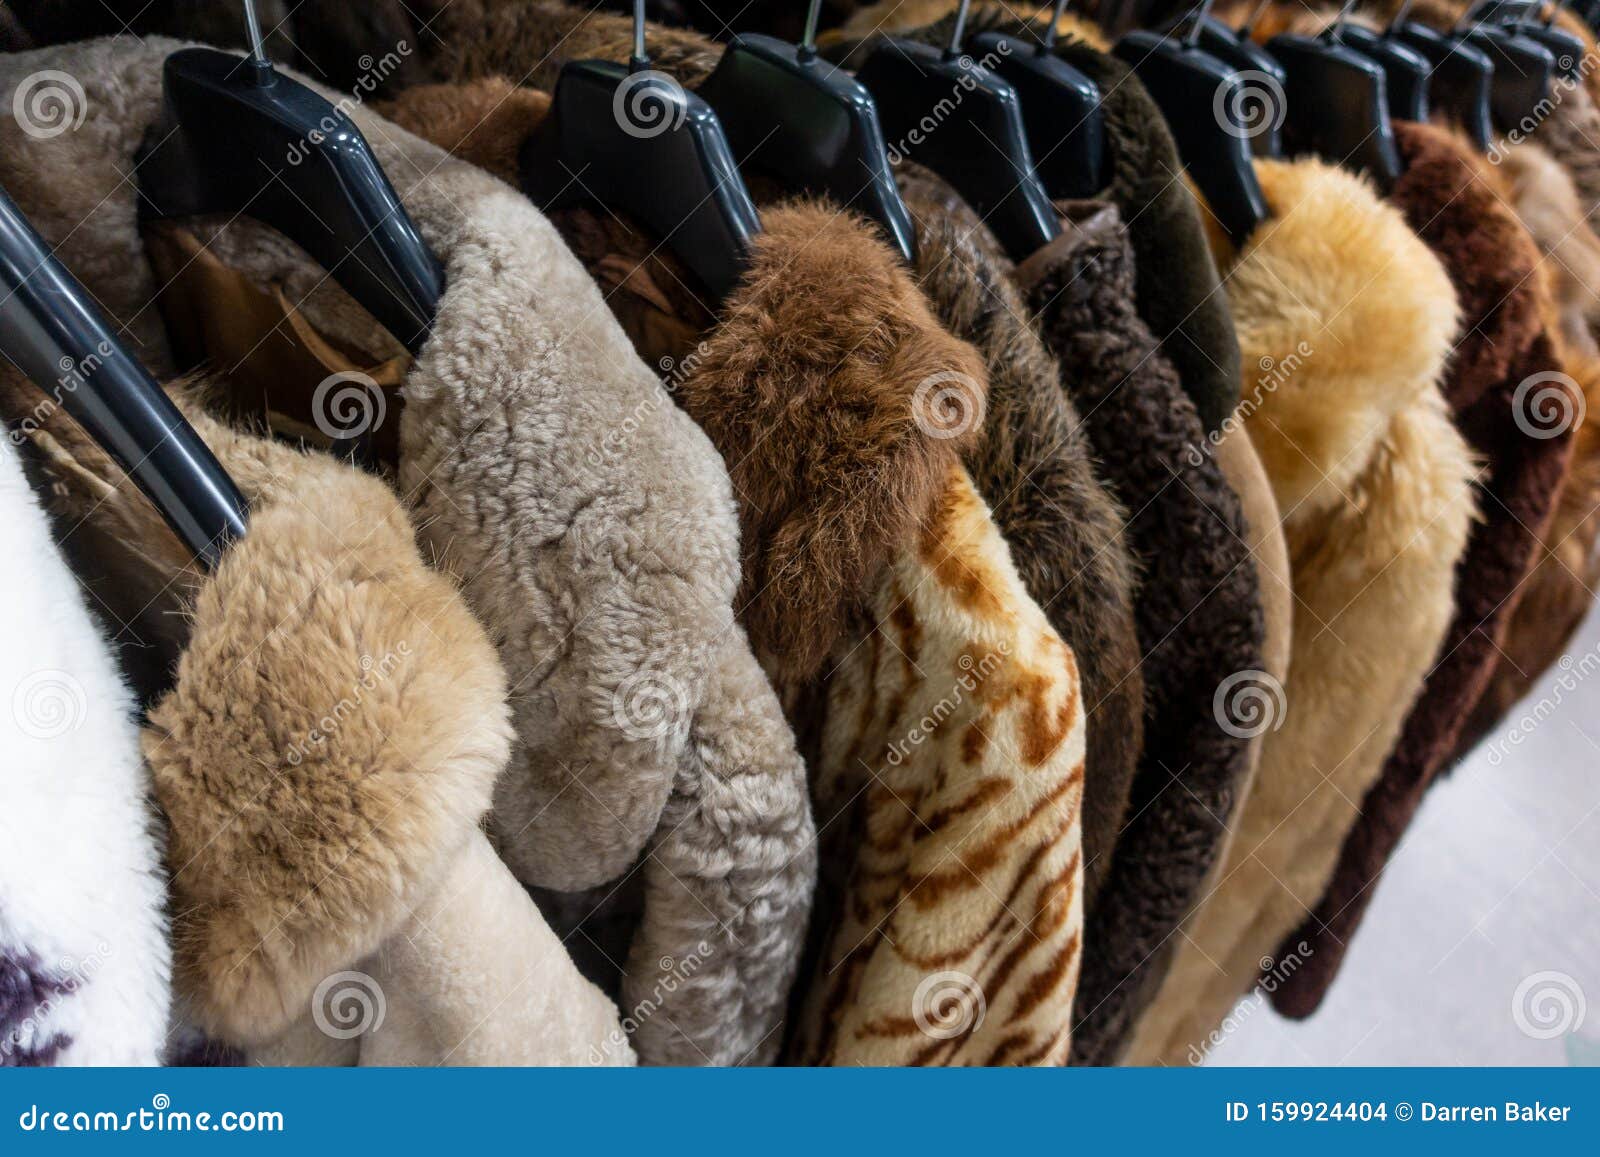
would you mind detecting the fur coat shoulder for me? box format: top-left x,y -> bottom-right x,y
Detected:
0,437 -> 170,1066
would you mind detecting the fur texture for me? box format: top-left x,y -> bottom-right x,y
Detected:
1137,158 -> 1476,1065
822,4 -> 1244,436
3,375 -> 636,1065
0,39 -> 814,1067
1273,121 -> 1577,1016
1013,201 -> 1265,1066
0,437 -> 170,1066
893,165 -> 1144,907
788,466 -> 1087,1065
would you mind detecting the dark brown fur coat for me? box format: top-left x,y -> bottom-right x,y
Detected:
1014,201 -> 1264,1066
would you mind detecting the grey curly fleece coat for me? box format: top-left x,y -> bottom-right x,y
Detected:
0,37 -> 813,1067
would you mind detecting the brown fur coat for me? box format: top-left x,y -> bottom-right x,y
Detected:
1011,200 -> 1265,1065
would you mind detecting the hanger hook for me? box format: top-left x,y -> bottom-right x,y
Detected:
799,0 -> 824,60
1239,0 -> 1276,39
238,0 -> 275,85
631,0 -> 649,71
1387,0 -> 1417,34
1322,0 -> 1362,41
1179,0 -> 1217,48
1041,0 -> 1072,51
1453,0 -> 1493,32
945,0 -> 973,59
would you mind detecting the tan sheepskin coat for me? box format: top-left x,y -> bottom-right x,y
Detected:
1130,158 -> 1476,1064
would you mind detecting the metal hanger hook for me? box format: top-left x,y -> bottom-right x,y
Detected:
799,0 -> 824,59
1178,0 -> 1218,48
630,0 -> 650,72
945,0 -> 973,59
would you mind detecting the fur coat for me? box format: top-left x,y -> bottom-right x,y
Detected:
0,438 -> 170,1066
1272,121 -> 1578,1016
385,0 -> 1144,909
821,4 -> 1243,436
1134,158 -> 1476,1065
1010,201 -> 1265,1065
892,167 -> 1144,907
1,371 -> 630,1066
0,37 -> 811,1067
382,72 -> 1092,1066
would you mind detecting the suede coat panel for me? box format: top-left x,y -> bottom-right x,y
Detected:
1273,122 -> 1577,1016
892,166 -> 1144,908
1012,202 -> 1265,1066
1138,158 -> 1475,1065
0,39 -> 812,1068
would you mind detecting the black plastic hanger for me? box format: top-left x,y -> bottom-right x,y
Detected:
1267,1 -> 1402,188
1333,23 -> 1431,121
1390,1 -> 1496,150
522,0 -> 761,303
1115,2 -> 1268,245
856,0 -> 1061,258
1177,2 -> 1288,158
1455,1 -> 1558,130
135,0 -> 444,355
698,0 -> 914,261
1485,0 -> 1586,81
966,0 -> 1107,198
0,185 -> 247,569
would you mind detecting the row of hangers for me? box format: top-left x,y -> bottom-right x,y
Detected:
0,0 -> 1590,574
